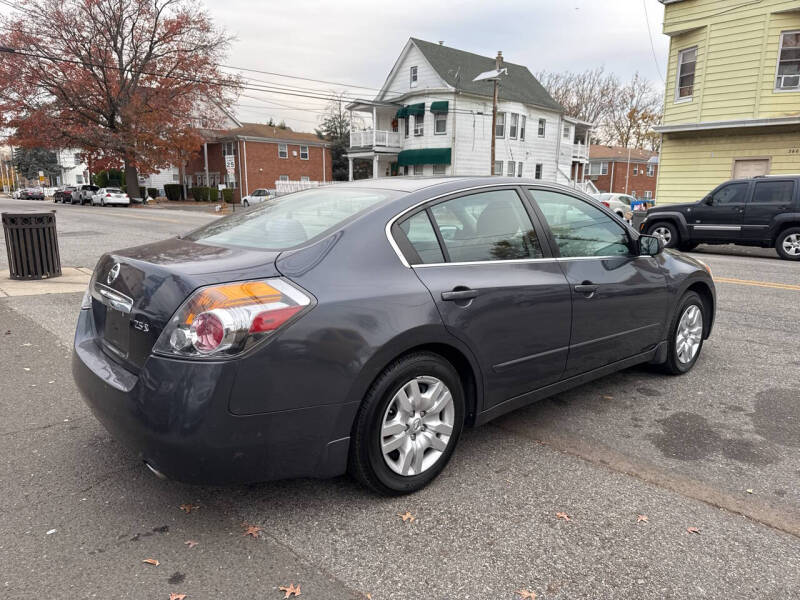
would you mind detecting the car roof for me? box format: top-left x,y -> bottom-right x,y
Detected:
327,176 -> 591,195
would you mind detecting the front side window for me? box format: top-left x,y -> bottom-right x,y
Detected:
410,66 -> 418,87
278,144 -> 288,159
495,112 -> 505,138
300,145 -> 309,160
507,161 -> 516,177
776,31 -> 800,90
752,180 -> 794,203
711,182 -> 749,205
535,163 -> 543,179
509,113 -> 519,139
186,187 -> 399,250
434,112 -> 447,134
414,113 -> 424,136
531,189 -> 631,258
399,211 -> 444,264
538,118 -> 546,137
494,161 -> 503,176
520,116 -> 526,141
429,190 -> 543,262
676,46 -> 697,100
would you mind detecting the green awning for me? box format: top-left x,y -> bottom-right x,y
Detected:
430,101 -> 449,113
405,103 -> 425,117
395,107 -> 408,119
397,148 -> 452,167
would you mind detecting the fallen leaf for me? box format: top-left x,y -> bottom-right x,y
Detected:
23,367 -> 30,371
746,489 -> 754,494
142,558 -> 160,566
515,590 -> 537,599
184,540 -> 199,548
46,529 -> 57,535
169,594 -> 187,600
179,503 -> 199,513
687,527 -> 700,534
243,524 -> 262,538
397,511 -> 415,523
555,512 -> 570,521
278,583 -> 301,598
637,515 -> 648,523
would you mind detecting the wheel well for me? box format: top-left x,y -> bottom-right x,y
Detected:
774,222 -> 800,242
394,343 -> 480,427
686,281 -> 714,338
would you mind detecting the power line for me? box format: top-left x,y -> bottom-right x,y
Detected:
642,0 -> 665,84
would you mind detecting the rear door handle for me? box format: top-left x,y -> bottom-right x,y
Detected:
441,289 -> 479,301
574,283 -> 598,295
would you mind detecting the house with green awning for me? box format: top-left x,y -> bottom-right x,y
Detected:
345,37 -> 595,192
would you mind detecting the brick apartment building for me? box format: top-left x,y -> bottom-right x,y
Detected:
185,123 -> 332,201
586,145 -> 659,201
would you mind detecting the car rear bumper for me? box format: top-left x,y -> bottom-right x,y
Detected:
72,309 -> 354,484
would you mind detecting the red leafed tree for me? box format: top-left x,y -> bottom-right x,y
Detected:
0,0 -> 239,198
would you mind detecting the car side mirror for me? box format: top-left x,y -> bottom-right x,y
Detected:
639,234 -> 663,256
703,195 -> 713,205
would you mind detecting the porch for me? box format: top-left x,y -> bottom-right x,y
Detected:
346,99 -> 404,154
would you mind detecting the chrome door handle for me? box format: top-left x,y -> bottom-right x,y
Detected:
574,284 -> 598,295
442,289 -> 479,301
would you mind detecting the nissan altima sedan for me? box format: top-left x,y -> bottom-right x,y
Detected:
73,178 -> 715,495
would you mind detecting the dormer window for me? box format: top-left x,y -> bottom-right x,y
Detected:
410,66 -> 418,87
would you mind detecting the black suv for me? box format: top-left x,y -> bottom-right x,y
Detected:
641,175 -> 800,260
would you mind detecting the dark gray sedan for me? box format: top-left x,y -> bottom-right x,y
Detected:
73,178 -> 715,495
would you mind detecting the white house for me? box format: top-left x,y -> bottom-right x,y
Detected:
346,38 -> 595,191
55,149 -> 89,186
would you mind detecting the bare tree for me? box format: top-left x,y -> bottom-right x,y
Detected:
537,67 -> 619,127
605,73 -> 663,151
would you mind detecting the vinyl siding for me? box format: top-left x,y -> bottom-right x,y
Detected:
380,44 -> 448,101
656,127 -> 800,204
663,27 -> 706,125
759,11 -> 800,116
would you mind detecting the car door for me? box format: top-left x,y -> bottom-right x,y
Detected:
688,181 -> 751,241
393,187 -> 572,408
741,179 -> 796,242
527,187 -> 669,377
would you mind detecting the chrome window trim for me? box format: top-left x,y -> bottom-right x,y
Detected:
692,225 -> 742,231
413,255 -> 638,268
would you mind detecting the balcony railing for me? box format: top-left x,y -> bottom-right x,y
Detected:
572,142 -> 589,161
350,129 -> 403,149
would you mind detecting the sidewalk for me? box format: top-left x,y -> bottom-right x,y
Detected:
0,268 -> 92,297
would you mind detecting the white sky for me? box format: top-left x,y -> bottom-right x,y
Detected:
0,0 -> 669,133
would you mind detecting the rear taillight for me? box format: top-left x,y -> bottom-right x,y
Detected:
601,201 -> 610,208
106,194 -> 111,197
153,279 -> 313,358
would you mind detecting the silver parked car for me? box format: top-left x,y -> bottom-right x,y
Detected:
241,188 -> 275,207
594,193 -> 638,220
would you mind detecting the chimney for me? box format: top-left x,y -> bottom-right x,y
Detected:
438,40 -> 444,45
496,51 -> 503,70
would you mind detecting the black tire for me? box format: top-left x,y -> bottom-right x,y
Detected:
657,291 -> 706,375
243,199 -> 249,207
349,352 -> 465,496
647,221 -> 680,248
775,227 -> 800,261
680,242 -> 699,251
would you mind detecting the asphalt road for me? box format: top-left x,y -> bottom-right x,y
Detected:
1,196 -> 799,599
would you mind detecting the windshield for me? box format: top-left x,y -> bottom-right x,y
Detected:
186,187 -> 400,250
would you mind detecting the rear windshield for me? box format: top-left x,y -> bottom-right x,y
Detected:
185,187 -> 400,250
106,188 -> 122,193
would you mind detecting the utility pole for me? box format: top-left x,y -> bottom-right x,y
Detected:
490,51 -> 502,176
624,145 -> 632,194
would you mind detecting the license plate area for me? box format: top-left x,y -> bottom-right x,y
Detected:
104,307 -> 130,357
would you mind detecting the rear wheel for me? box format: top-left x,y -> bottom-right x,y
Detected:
775,227 -> 800,261
647,221 -> 680,248
349,352 -> 464,495
657,291 -> 706,375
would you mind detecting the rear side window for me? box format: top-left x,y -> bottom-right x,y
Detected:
399,212 -> 444,264
711,183 -> 748,205
752,180 -> 794,204
428,190 -> 543,262
531,189 -> 630,258
187,187 -> 399,250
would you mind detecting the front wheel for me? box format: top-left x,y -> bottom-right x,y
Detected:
657,291 -> 706,375
647,221 -> 680,248
349,352 -> 465,495
775,228 -> 800,261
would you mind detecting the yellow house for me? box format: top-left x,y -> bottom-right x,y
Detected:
655,0 -> 800,204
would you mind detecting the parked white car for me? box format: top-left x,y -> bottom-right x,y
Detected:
92,187 -> 130,206
593,193 -> 637,220
241,188 -> 275,207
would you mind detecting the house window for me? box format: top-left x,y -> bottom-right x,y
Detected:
562,123 -> 571,140
278,143 -> 288,158
520,116 -> 526,141
300,145 -> 309,160
172,173 -> 180,182
509,113 -> 519,139
76,175 -> 83,184
644,191 -> 653,200
413,164 -> 423,175
631,190 -> 637,198
494,161 -> 503,176
633,165 -> 639,176
587,162 -> 609,176
676,46 -> 697,100
434,112 -> 447,134
223,142 -> 237,156
601,162 -> 609,175
507,161 -> 516,176
776,31 -> 800,90
414,113 -> 424,136
432,164 -> 446,175
404,117 -> 409,137
279,175 -> 289,182
495,112 -> 505,138
517,162 -> 523,177
538,118 -> 546,137
300,176 -> 310,182
535,163 -> 543,179
73,153 -> 82,166
647,163 -> 655,177
410,66 -> 418,87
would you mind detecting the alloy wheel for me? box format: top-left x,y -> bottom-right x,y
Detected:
653,226 -> 672,245
380,375 -> 454,476
675,304 -> 703,364
782,233 -> 800,256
